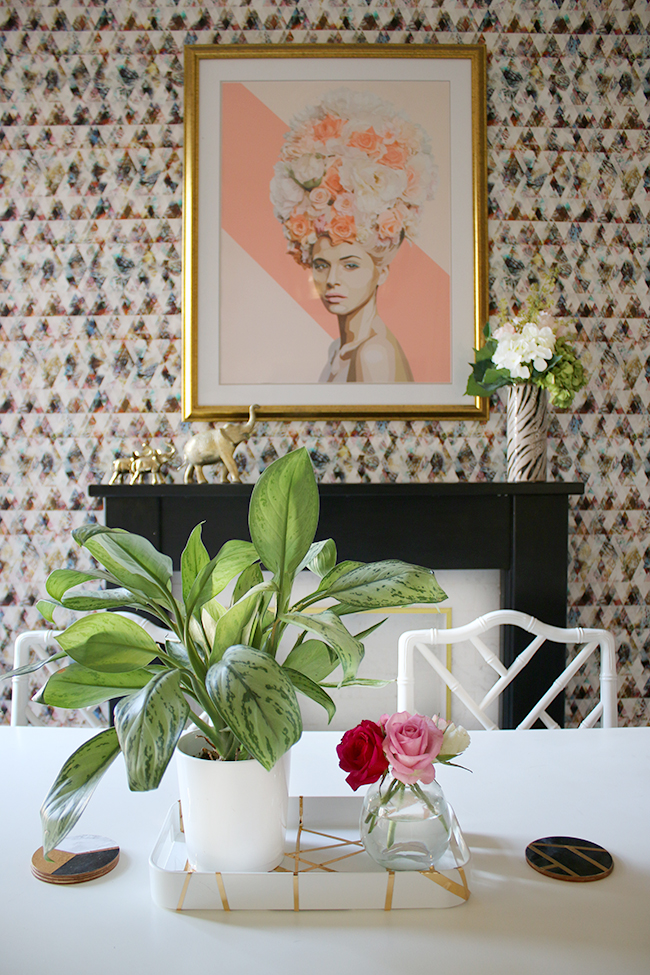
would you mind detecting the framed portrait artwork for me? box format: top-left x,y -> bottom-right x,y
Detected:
182,44 -> 488,421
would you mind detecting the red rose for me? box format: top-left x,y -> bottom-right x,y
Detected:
336,720 -> 389,791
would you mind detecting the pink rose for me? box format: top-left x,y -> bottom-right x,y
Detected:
337,720 -> 389,791
348,126 -> 382,156
322,161 -> 344,197
376,207 -> 404,241
309,186 -> 331,211
327,211 -> 356,246
332,192 -> 355,216
381,712 -> 444,785
312,114 -> 344,143
379,141 -> 409,169
286,210 -> 312,243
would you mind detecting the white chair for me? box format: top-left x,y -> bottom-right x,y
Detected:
397,609 -> 617,730
11,630 -> 71,727
10,613 -> 174,727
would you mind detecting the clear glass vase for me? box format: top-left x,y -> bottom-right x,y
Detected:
360,776 -> 453,872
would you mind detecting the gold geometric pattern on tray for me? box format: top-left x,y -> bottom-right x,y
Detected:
175,798 -> 470,911
278,796 -> 365,875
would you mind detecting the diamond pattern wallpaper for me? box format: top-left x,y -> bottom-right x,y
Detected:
0,0 -> 648,726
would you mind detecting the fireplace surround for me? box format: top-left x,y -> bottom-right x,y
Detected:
90,481 -> 583,728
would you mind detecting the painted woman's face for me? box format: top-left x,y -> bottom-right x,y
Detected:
310,238 -> 388,316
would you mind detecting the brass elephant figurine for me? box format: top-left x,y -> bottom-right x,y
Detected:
108,444 -> 176,485
183,405 -> 259,484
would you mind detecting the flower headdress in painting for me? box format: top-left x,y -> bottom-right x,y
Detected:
270,88 -> 438,267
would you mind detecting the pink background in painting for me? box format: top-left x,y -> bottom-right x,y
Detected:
220,83 -> 450,384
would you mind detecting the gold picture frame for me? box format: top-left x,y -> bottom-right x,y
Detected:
183,44 -> 488,422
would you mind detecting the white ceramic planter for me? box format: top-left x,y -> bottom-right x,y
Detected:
176,732 -> 290,873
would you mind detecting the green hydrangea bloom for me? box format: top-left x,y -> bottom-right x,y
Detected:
466,280 -> 588,409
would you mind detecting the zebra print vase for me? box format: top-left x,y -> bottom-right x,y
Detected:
506,384 -> 549,482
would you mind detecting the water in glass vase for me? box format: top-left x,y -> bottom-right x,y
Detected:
360,777 -> 452,872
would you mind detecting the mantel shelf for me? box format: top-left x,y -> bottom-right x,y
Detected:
91,481 -> 584,499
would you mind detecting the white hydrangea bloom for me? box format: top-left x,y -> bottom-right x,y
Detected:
290,154 -> 326,189
340,156 -> 408,214
270,162 -> 307,219
492,320 -> 556,380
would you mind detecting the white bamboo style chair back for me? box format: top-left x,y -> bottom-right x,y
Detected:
11,630 -> 71,727
10,613 -> 174,727
397,609 -> 617,730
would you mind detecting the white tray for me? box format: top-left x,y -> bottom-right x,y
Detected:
149,796 -> 471,911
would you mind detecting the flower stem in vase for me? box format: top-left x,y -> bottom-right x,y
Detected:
385,782 -> 405,849
410,781 -> 451,838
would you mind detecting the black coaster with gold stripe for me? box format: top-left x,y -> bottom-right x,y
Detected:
32,835 -> 119,885
525,836 -> 613,883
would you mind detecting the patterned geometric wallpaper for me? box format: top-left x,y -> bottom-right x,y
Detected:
0,0 -> 647,726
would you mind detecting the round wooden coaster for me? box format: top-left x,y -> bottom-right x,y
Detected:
32,835 -> 119,885
526,836 -> 613,883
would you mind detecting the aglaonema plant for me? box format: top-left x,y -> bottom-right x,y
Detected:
7,448 -> 447,855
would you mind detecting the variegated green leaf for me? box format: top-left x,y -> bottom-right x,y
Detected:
36,599 -> 58,623
352,617 -> 388,641
249,447 -> 319,580
115,671 -> 189,792
73,526 -> 173,600
308,539 -> 337,577
232,561 -> 264,604
319,560 -> 447,613
40,727 -> 121,855
46,567 -> 115,601
196,600 -> 226,660
279,610 -> 363,682
56,613 -> 161,673
315,561 -> 364,593
296,539 -> 337,577
200,608 -> 218,653
36,663 -> 155,709
180,523 -> 210,603
163,639 -> 191,670
186,539 -> 258,618
60,587 -> 150,612
209,590 -> 262,665
208,540 -> 260,595
188,615 -> 210,656
283,666 -> 336,722
3,649 -> 66,680
321,677 -> 391,688
202,596 -> 227,623
282,639 -> 338,682
206,646 -> 302,771
209,583 -> 275,664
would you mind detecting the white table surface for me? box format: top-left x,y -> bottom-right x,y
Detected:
1,726 -> 648,975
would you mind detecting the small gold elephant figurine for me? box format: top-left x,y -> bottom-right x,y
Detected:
108,444 -> 176,485
108,453 -> 137,484
130,443 -> 176,484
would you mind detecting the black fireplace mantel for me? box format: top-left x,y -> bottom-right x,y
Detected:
90,481 -> 584,727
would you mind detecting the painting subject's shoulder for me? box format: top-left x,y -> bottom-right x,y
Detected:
354,335 -> 396,383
